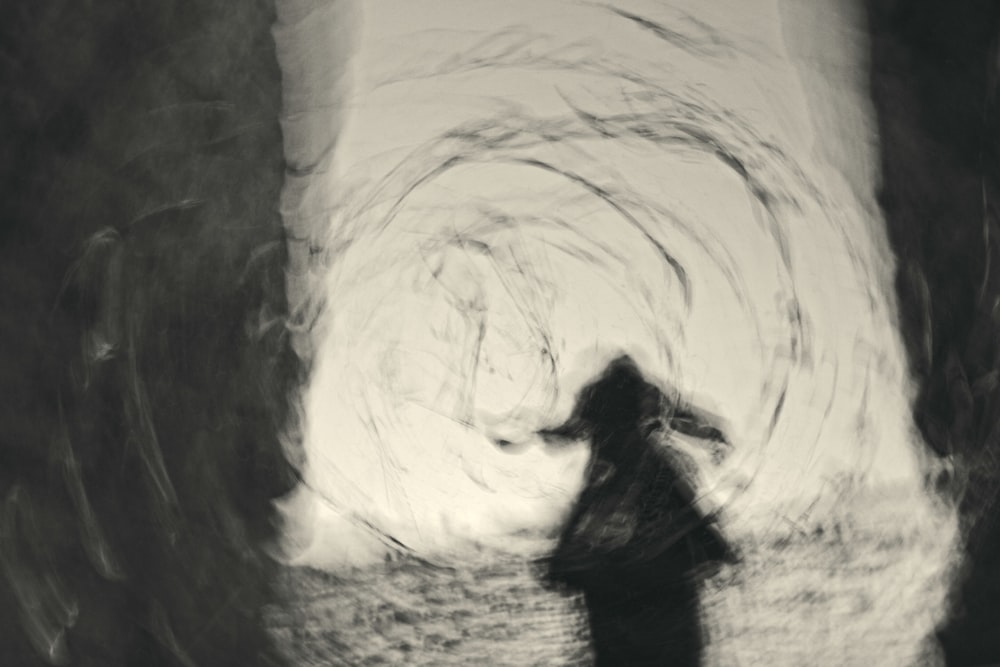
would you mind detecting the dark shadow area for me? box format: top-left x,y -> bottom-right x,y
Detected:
866,1 -> 1000,664
542,356 -> 736,667
0,1 -> 299,665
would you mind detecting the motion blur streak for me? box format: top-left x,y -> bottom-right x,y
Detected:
272,0 -> 959,664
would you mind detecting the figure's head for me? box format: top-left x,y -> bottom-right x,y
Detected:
562,356 -> 661,432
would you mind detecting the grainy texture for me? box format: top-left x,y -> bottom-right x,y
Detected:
867,1 -> 1000,662
266,488 -> 954,666
0,1 -> 297,665
266,556 -> 594,666
702,491 -> 954,666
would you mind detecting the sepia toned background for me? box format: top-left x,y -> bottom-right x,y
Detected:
1,0 -> 999,665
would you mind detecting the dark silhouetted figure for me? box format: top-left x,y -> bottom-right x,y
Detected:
541,356 -> 736,667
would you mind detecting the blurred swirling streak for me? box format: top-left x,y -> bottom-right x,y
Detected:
0,0 -> 988,665
273,1 -> 957,664
867,0 -> 1000,663
0,0 -> 299,665
282,0 -> 938,563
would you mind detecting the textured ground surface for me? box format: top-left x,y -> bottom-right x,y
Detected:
265,487 -> 956,666
700,490 -> 955,666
